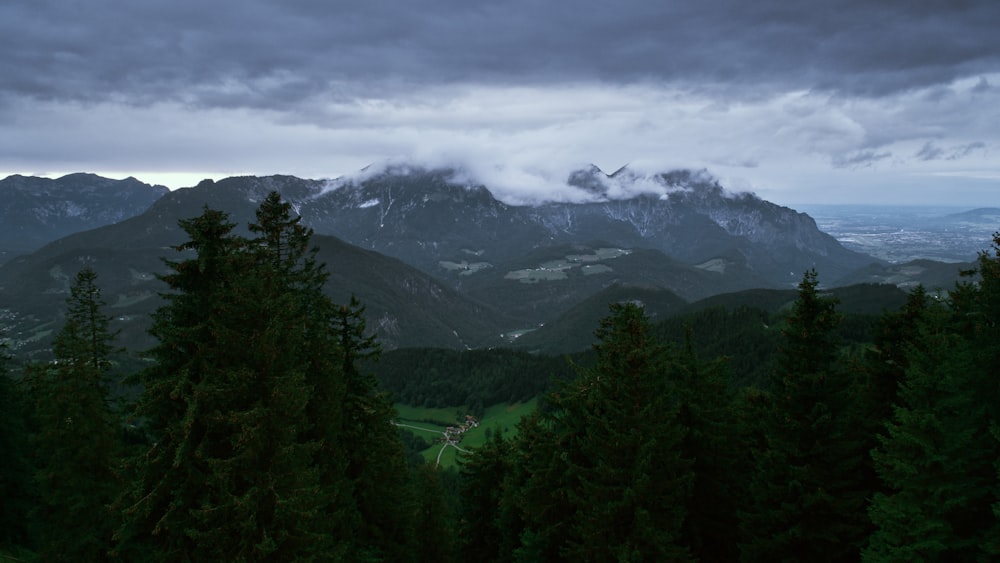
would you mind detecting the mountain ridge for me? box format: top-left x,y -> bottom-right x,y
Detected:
0,173 -> 169,262
304,166 -> 877,289
3,165 -> 954,361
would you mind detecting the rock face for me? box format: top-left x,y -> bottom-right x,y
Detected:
0,173 -> 169,261
302,166 -> 875,288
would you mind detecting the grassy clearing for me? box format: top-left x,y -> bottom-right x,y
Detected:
503,247 -> 630,283
694,258 -> 727,273
113,291 -> 154,308
438,260 -> 493,275
581,264 -> 613,275
394,398 -> 538,468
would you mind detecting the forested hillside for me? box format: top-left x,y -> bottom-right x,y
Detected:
2,193 -> 998,560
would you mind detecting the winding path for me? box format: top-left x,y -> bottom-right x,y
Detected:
392,420 -> 473,467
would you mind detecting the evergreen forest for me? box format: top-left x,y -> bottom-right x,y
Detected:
2,191 -> 1000,561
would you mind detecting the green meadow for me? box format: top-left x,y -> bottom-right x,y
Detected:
394,398 -> 538,467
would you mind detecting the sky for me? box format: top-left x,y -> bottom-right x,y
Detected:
2,0 -> 999,206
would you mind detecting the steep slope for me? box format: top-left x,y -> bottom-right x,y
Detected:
0,178 -> 513,359
0,173 -> 168,262
0,166 -> 887,360
305,166 -> 878,290
511,284 -> 690,354
457,243 -> 764,324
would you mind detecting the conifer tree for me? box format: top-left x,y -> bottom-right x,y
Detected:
458,427 -> 514,561
115,207 -> 328,560
334,296 -> 416,561
505,410 -> 568,561
412,464 -> 456,563
741,269 -> 869,562
250,191 -> 355,557
865,305 -> 994,560
518,303 -> 693,561
861,285 -> 929,421
866,234 -> 1000,560
24,266 -> 121,560
854,286 -> 930,515
0,335 -> 34,552
674,331 -> 744,562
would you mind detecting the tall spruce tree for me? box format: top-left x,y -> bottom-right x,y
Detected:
866,233 -> 1000,560
978,233 -> 1000,557
865,306 -> 994,560
505,410 -> 569,561
0,333 -> 34,552
412,464 -> 457,563
458,427 -> 515,561
250,191 -> 355,558
118,193 -> 417,559
333,296 -> 416,561
24,266 -> 122,560
517,303 -> 693,561
115,206 -> 329,560
673,331 -> 744,562
854,286 -> 931,521
741,269 -> 869,562
861,285 -> 930,422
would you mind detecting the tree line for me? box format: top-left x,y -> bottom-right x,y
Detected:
1,191 -> 999,560
1,193 -> 423,561
373,348 -> 574,416
457,241 -> 1000,561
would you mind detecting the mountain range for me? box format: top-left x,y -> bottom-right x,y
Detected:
0,173 -> 168,262
0,165 -> 973,358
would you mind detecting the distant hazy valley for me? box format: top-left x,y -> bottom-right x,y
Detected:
799,204 -> 1000,264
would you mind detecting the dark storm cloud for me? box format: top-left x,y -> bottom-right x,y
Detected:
3,0 -> 998,110
2,0 -> 998,206
916,140 -> 986,161
832,150 -> 893,169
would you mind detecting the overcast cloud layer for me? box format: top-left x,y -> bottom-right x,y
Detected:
2,0 -> 999,205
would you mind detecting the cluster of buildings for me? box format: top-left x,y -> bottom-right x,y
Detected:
440,414 -> 479,445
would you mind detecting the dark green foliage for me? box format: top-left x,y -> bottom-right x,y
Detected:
514,303 -> 694,561
742,270 -> 870,562
412,464 -> 457,563
654,301 -> 881,389
374,347 -> 572,412
112,193 -> 429,560
23,266 -> 122,560
335,296 -> 417,561
511,283 -> 690,354
854,286 -> 931,499
458,428 -> 514,561
673,333 -> 745,562
776,269 -> 842,375
866,233 -> 1000,560
869,288 -> 932,390
0,339 -> 34,551
254,192 -> 357,558
115,201 -> 333,560
502,410 -> 571,561
866,308 -> 994,560
54,266 -> 121,371
8,190 -> 997,560
654,305 -> 781,387
399,428 -> 433,467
